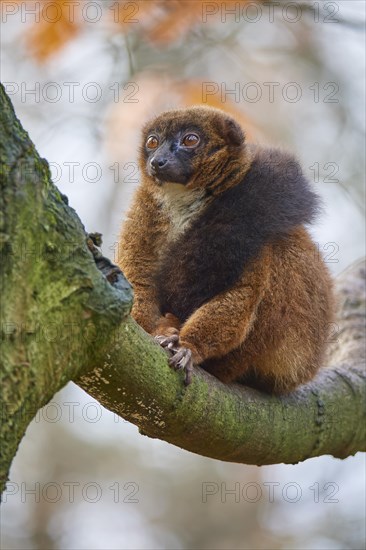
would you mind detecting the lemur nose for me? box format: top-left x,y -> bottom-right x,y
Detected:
150,157 -> 168,169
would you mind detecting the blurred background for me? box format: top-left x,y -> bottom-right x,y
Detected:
1,1 -> 365,548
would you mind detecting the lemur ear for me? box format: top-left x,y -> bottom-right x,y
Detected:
223,117 -> 245,147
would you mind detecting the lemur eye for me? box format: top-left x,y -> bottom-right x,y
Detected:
146,135 -> 159,149
182,133 -> 200,147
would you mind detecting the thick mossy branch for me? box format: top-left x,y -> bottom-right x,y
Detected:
0,84 -> 133,492
77,261 -> 366,465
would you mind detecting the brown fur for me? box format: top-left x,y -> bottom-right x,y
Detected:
118,106 -> 335,394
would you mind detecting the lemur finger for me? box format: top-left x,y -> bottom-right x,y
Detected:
169,347 -> 192,371
154,334 -> 179,348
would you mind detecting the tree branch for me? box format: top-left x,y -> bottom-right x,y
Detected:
1,84 -> 365,496
76,260 -> 366,465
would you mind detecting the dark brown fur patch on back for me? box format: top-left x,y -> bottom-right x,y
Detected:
156,147 -> 321,322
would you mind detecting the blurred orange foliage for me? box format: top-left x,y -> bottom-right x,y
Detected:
114,0 -> 262,44
4,0 -> 263,61
1,0 -> 81,61
27,0 -> 80,61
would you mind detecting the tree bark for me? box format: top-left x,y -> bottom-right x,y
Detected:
1,84 -> 365,496
0,84 -> 133,493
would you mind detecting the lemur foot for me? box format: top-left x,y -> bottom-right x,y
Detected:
155,334 -> 193,385
169,348 -> 193,385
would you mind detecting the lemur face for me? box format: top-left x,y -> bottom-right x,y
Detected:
143,122 -> 200,184
140,106 -> 245,188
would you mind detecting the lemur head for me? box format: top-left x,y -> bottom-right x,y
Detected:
140,106 -> 248,193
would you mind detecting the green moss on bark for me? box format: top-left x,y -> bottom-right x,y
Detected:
0,84 -> 133,493
77,315 -> 366,465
